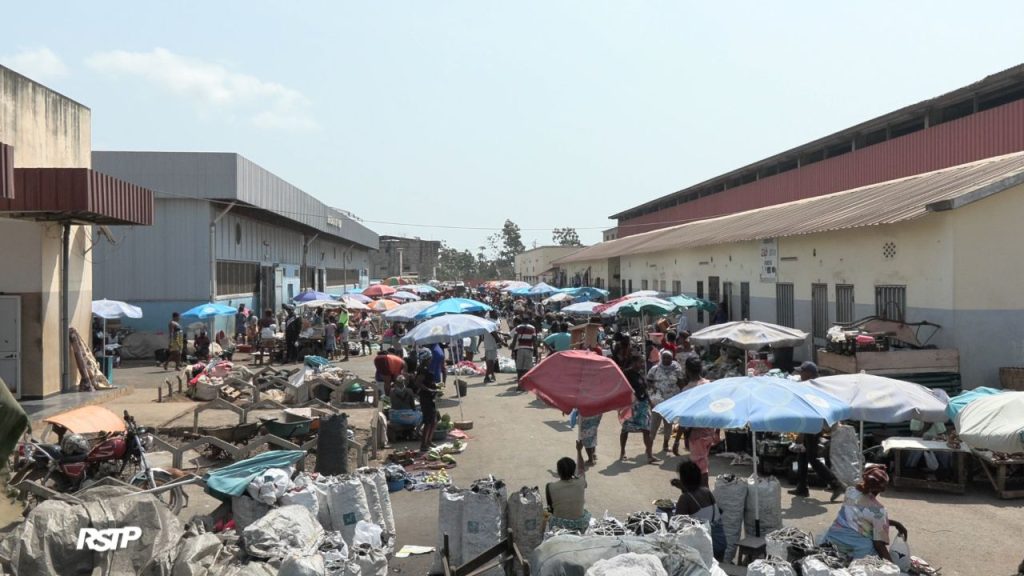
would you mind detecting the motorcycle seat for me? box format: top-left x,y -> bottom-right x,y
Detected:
37,444 -> 63,459
60,452 -> 89,463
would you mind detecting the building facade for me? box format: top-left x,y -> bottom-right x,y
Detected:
514,246 -> 587,285
557,153 -> 1024,388
91,152 -> 377,334
0,66 -> 153,398
370,235 -> 440,281
610,64 -> 1024,238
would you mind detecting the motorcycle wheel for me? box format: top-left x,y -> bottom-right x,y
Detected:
131,470 -> 184,515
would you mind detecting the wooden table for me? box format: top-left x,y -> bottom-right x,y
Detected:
882,437 -> 969,494
972,450 -> 1024,499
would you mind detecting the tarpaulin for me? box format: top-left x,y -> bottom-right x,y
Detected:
203,450 -> 306,500
43,405 -> 125,434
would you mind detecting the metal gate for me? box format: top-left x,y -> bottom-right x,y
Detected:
836,284 -> 855,323
875,285 -> 907,321
723,281 -> 734,321
740,282 -> 750,320
0,295 -> 21,398
811,283 -> 828,340
776,283 -> 794,327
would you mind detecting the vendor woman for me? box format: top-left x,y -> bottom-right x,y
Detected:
821,467 -> 908,561
545,445 -> 590,532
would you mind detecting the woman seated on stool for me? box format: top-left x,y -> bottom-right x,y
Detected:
673,458 -> 726,561
545,444 -> 590,533
822,466 -> 908,561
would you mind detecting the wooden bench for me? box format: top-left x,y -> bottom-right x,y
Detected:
974,450 -> 1024,499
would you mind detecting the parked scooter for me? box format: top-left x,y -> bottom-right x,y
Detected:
11,411 -> 185,513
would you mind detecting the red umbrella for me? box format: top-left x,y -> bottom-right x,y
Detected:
520,351 -> 635,417
363,284 -> 397,297
593,294 -> 635,314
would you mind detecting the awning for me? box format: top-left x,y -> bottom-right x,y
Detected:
0,168 -> 154,225
0,142 -> 12,200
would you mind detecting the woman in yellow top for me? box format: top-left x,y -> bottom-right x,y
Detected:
545,444 -> 589,533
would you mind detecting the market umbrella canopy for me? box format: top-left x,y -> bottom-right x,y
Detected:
520,351 -> 635,417
368,299 -> 400,312
296,299 -> 347,310
383,300 -> 435,322
339,296 -> 370,311
389,291 -> 421,302
561,301 -> 602,315
542,292 -> 574,305
955,391 -> 1024,454
414,297 -> 493,320
293,290 -> 334,302
654,376 -> 851,434
500,280 -> 531,292
383,276 -> 416,286
181,302 -> 238,319
558,287 -> 609,302
528,282 -> 558,296
92,299 -> 143,319
363,284 -> 397,297
667,295 -> 717,311
809,373 -> 949,424
600,296 -> 677,318
689,320 -> 809,351
626,290 -> 661,298
400,314 -> 498,346
406,284 -> 439,295
509,287 -> 532,296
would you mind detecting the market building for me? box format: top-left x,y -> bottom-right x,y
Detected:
370,235 -> 440,282
90,151 -> 378,334
0,66 -> 154,399
609,64 -> 1024,239
556,152 -> 1024,387
514,245 -> 588,286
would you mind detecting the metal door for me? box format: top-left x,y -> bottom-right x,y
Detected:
0,296 -> 21,398
723,282 -> 734,321
811,283 -> 829,341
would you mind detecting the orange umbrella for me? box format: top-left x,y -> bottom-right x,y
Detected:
368,299 -> 400,312
520,351 -> 635,417
364,284 -> 397,297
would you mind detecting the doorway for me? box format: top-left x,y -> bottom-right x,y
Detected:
0,296 -> 21,398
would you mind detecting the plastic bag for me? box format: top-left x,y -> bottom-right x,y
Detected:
889,536 -> 911,573
829,424 -> 863,488
353,520 -> 384,549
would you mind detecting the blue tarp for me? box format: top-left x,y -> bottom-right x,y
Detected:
946,386 -> 1004,422
203,450 -> 306,500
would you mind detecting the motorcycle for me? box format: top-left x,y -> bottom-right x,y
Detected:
11,411 -> 185,514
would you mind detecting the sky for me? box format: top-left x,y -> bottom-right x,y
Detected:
4,2 -> 1024,252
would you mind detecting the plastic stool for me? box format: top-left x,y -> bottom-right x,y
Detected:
736,536 -> 766,566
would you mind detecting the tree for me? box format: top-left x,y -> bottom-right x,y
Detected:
498,220 -> 525,263
436,242 -> 478,281
552,227 -> 582,246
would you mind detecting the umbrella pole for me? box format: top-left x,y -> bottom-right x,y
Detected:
859,420 -> 864,450
751,428 -> 761,537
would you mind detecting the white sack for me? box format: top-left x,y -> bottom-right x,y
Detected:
664,518 -> 714,570
232,495 -> 272,532
172,533 -> 225,576
530,533 -> 708,576
713,473 -> 748,562
746,557 -> 796,576
346,543 -> 388,576
325,476 -> 371,545
247,467 -> 295,506
508,487 -> 545,567
277,554 -> 325,576
829,424 -> 863,488
355,470 -> 385,531
243,505 -> 324,560
743,475 -> 782,538
847,557 -> 900,576
585,553 -> 668,576
280,485 -> 320,519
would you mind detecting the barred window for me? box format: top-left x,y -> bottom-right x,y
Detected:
216,261 -> 259,296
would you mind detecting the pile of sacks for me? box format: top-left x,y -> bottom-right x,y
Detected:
195,466 -> 397,575
711,473 -> 784,563
532,509 -> 724,575
743,529 -> 904,576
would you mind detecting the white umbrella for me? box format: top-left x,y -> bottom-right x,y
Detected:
389,291 -> 421,302
561,301 -> 601,315
626,290 -> 661,298
339,296 -> 369,311
296,299 -> 348,309
542,292 -> 574,305
956,391 -> 1024,454
383,300 -> 434,322
399,314 -> 498,346
810,373 -> 949,424
91,299 -> 143,320
689,320 -> 809,351
91,299 -> 143,357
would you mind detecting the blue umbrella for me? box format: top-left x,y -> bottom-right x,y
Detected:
181,303 -> 239,319
946,386 -> 1004,421
654,376 -> 850,433
557,287 -> 609,302
293,290 -> 335,302
528,282 -> 558,296
407,284 -> 439,294
400,314 -> 499,346
655,375 -> 850,535
509,287 -> 532,296
414,298 -> 493,320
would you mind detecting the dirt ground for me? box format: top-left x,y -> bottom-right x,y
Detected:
5,353 -> 1023,575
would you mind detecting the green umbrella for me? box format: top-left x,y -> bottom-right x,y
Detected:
668,294 -> 717,312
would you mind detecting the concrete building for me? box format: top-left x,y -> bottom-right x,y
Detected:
370,235 -> 440,281
556,152 -> 1024,387
0,66 -> 154,398
514,246 -> 587,286
91,152 -> 377,334
610,64 -> 1024,238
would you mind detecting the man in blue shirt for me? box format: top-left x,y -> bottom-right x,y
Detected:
543,322 -> 572,356
430,343 -> 446,387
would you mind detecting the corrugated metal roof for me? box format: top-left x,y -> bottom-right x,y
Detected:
556,152 -> 1024,264
0,168 -> 154,225
610,63 -> 1024,220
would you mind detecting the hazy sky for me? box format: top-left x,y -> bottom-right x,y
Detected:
5,2 -> 1024,251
